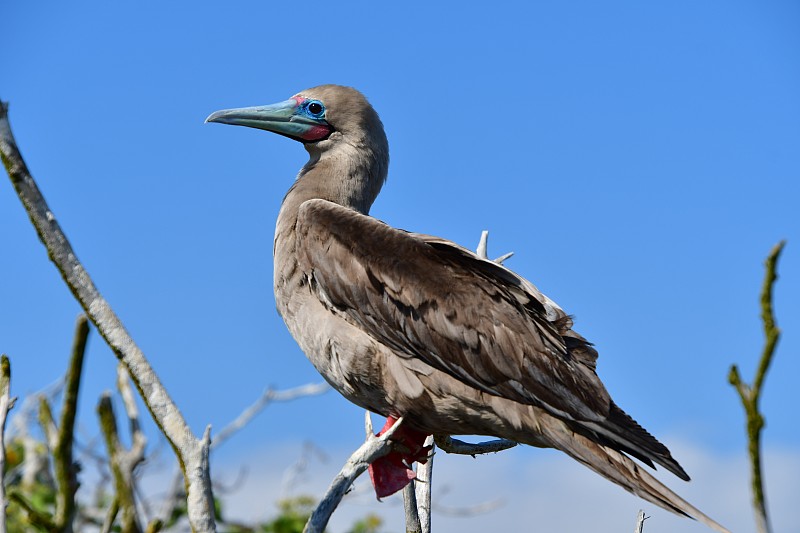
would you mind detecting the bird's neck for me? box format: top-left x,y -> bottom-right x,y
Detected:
274,140 -> 388,270
276,140 -> 388,236
273,141 -> 387,317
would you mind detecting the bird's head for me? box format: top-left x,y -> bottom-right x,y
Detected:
206,85 -> 387,154
207,85 -> 389,213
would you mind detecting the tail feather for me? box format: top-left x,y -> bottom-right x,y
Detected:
543,425 -> 730,533
581,401 -> 690,481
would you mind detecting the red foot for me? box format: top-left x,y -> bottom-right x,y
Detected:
368,416 -> 431,499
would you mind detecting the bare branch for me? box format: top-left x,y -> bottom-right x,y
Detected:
413,436 -> 435,533
402,483 -> 421,533
98,393 -> 143,533
116,364 -> 147,468
434,435 -> 518,456
213,382 -> 328,449
728,240 -> 785,533
0,355 -> 17,533
633,509 -> 649,533
475,230 -> 514,264
493,252 -> 514,264
304,413 -> 405,533
476,230 -> 489,259
0,100 -> 216,532
53,315 -> 89,531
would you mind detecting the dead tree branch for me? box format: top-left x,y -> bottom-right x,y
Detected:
213,383 -> 328,448
434,435 -> 518,456
633,509 -> 648,533
412,436 -> 435,533
402,483 -> 421,533
0,100 -> 216,532
728,240 -> 785,533
304,412 -> 404,533
98,393 -> 142,533
476,230 -> 513,264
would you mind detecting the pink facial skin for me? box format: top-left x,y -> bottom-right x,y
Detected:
300,124 -> 332,141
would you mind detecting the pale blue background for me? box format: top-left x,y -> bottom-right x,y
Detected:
2,2 -> 799,531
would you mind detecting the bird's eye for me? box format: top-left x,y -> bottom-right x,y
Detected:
306,100 -> 325,118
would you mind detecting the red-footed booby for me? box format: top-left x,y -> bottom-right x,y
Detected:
206,85 -> 728,532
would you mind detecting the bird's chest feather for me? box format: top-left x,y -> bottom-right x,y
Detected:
274,255 -> 430,417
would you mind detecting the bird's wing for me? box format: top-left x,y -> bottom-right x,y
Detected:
295,199 -> 611,422
296,199 -> 693,481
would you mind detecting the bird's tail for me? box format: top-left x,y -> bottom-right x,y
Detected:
543,427 -> 730,533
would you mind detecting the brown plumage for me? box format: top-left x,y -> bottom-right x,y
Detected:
207,85 -> 728,532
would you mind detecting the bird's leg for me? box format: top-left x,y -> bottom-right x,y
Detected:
367,416 -> 432,499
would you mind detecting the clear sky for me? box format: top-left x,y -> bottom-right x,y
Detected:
2,2 -> 799,532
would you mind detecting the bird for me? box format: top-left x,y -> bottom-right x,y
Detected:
206,85 -> 728,532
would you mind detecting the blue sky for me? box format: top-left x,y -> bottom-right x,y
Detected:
2,1 -> 799,531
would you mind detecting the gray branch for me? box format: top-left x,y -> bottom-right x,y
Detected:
434,435 -> 518,456
304,412 -> 404,533
633,509 -> 648,533
0,100 -> 216,532
403,483 -> 421,533
476,230 -> 514,264
213,382 -> 328,449
413,436 -> 435,533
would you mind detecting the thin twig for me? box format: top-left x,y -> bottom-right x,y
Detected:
728,240 -> 785,533
213,383 -> 328,448
434,435 -> 518,456
0,100 -> 216,532
475,230 -> 514,264
116,364 -> 148,524
304,412 -> 405,533
0,356 -> 17,533
633,509 -> 648,533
